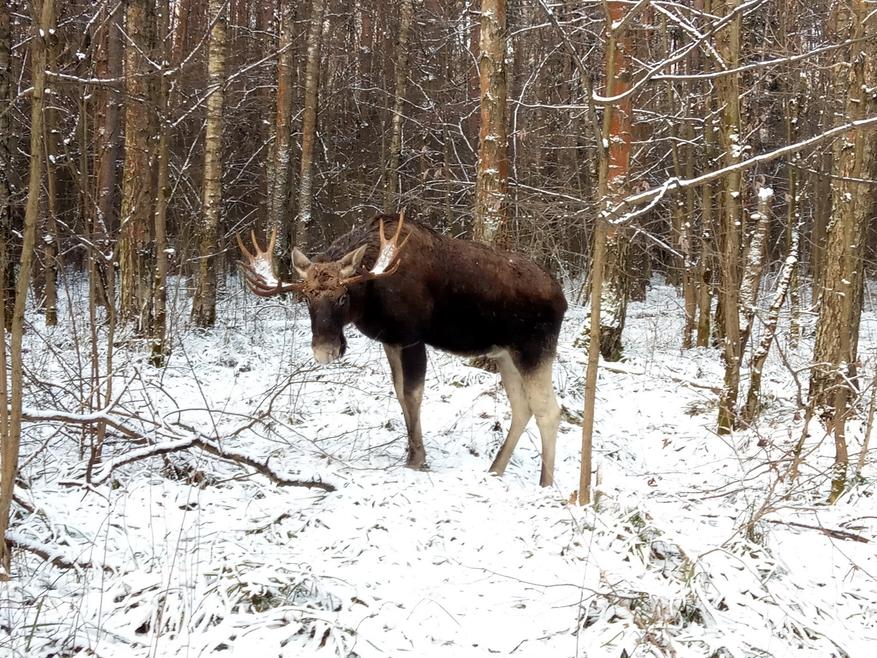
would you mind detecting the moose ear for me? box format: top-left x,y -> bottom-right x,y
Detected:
292,248 -> 312,278
338,244 -> 369,278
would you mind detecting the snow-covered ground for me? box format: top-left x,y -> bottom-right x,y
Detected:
2,274 -> 875,657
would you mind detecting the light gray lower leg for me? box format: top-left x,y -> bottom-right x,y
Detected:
489,352 -> 533,476
522,360 -> 561,487
384,344 -> 410,427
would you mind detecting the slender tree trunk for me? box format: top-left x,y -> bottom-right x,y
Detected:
119,0 -> 158,332
596,2 -> 634,362
93,3 -> 123,310
742,220 -> 798,424
738,183 -> 772,347
0,0 -> 53,577
579,0 -> 633,503
151,0 -> 171,363
715,0 -> 744,434
268,1 -> 295,259
473,0 -> 508,244
294,0 -> 326,246
191,0 -> 228,327
0,1 -> 15,328
383,0 -> 414,213
42,33 -> 60,326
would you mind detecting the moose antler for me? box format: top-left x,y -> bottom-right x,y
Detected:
236,229 -> 305,297
340,210 -> 410,287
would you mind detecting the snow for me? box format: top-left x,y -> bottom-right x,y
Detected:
757,187 -> 774,201
3,275 -> 876,658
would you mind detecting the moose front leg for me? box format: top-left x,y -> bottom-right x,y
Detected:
383,342 -> 427,469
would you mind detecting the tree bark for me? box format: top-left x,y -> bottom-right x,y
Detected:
268,0 -> 295,258
151,0 -> 171,363
119,0 -> 159,332
383,0 -> 414,213
715,0 -> 744,434
596,1 -> 634,362
473,0 -> 508,244
0,0 -> 53,577
0,1 -> 15,328
93,2 -> 123,310
294,0 -> 326,247
191,0 -> 228,328
808,0 -> 876,501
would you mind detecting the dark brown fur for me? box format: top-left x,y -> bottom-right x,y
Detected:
316,215 -> 567,372
290,213 -> 566,485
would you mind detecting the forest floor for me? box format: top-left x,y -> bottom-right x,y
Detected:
2,275 -> 875,658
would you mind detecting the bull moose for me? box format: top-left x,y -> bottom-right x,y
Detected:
237,211 -> 567,486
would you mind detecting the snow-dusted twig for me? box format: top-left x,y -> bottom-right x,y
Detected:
764,519 -> 869,544
21,408 -> 335,492
5,531 -> 115,573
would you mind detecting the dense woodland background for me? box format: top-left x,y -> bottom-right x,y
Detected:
0,0 -> 876,653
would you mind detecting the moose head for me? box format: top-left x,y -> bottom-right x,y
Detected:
237,212 -> 410,364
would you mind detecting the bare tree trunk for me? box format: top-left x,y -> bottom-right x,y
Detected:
191,0 -> 228,327
0,0 -> 52,577
268,0 -> 294,258
383,0 -> 414,213
715,0 -> 744,434
294,0 -> 326,246
42,31 -> 60,326
0,1 -> 15,328
742,220 -> 798,424
596,2 -> 634,362
93,3 -> 123,310
809,0 -> 875,502
119,0 -> 158,331
579,0 -> 633,504
151,0 -> 171,363
473,0 -> 508,244
738,182 -> 772,347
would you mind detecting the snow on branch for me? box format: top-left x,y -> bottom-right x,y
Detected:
5,531 -> 115,574
21,408 -> 335,492
602,114 -> 877,225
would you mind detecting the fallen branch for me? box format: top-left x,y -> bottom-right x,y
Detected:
5,531 -> 115,573
766,519 -> 869,543
22,408 -> 335,492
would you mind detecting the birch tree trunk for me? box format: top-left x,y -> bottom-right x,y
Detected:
738,182 -> 772,348
191,0 -> 228,327
742,220 -> 798,425
715,0 -> 744,434
383,0 -> 414,213
119,0 -> 158,332
294,0 -> 326,247
0,0 -> 52,577
473,0 -> 508,245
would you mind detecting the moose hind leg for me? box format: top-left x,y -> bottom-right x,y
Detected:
489,351 -> 533,477
383,343 -> 427,469
520,357 -> 561,487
